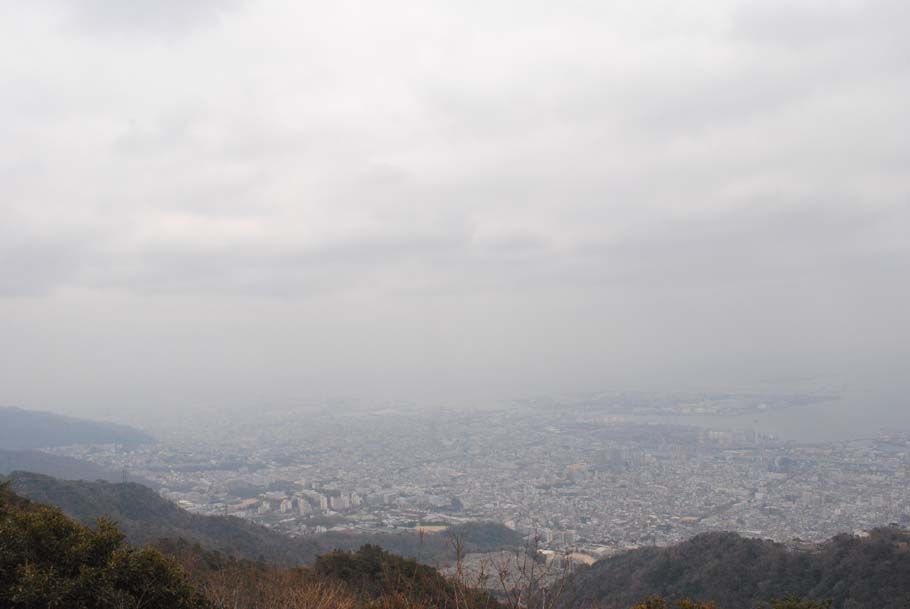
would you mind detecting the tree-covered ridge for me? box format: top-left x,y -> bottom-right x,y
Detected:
0,481 -> 207,609
0,448 -> 133,483
0,406 -> 154,449
7,471 -> 321,565
628,598 -> 831,609
6,471 -> 523,567
314,544 -> 501,608
565,529 -> 910,609
0,481 -> 885,609
0,481 -> 497,609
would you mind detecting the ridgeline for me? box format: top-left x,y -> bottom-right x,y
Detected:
0,406 -> 154,449
5,471 -> 522,567
4,471 -> 910,608
565,529 -> 910,609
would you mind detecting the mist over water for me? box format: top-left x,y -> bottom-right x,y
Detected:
635,381 -> 910,443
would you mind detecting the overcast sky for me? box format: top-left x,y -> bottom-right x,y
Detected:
1,0 -> 908,422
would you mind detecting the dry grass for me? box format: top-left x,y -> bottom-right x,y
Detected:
168,533 -> 585,609
200,568 -> 359,609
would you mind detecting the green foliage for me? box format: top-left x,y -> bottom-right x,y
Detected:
8,472 -> 522,568
315,544 -> 499,608
7,475 -> 906,609
629,596 -> 833,609
630,597 -> 718,609
567,529 -> 910,609
8,471 -> 323,565
768,598 -> 833,609
316,521 -> 523,566
0,482 -> 208,609
315,544 -> 449,598
631,596 -> 671,609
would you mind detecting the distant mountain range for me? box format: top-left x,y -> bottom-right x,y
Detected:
0,406 -> 154,449
564,528 -> 910,609
5,471 -> 522,567
0,448 -> 131,483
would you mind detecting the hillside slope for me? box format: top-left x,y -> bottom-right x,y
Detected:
0,481 -> 501,609
7,471 -> 322,565
0,406 -> 154,449
0,448 -> 144,483
6,471 -> 522,568
4,476 -> 903,609
0,481 -> 207,609
564,529 -> 910,609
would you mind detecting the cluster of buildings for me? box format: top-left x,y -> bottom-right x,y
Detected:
51,395 -> 910,558
223,489 -> 363,518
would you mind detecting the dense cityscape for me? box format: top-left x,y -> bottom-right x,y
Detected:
50,392 -> 910,562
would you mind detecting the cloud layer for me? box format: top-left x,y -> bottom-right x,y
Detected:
2,0 -> 908,420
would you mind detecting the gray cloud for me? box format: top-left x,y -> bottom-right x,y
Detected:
1,0 -> 908,420
0,225 -> 94,297
37,0 -> 241,40
732,0 -> 910,52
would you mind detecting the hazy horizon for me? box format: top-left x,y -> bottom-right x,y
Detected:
2,1 -> 908,428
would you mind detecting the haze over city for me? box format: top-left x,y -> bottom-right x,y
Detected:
4,4 -> 910,609
3,1 -> 909,428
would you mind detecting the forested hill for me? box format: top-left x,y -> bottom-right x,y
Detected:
564,528 -> 910,609
0,481 -> 499,609
5,471 -> 521,567
0,406 -> 154,449
0,448 -> 139,483
4,475 -> 909,609
7,471 -> 328,565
